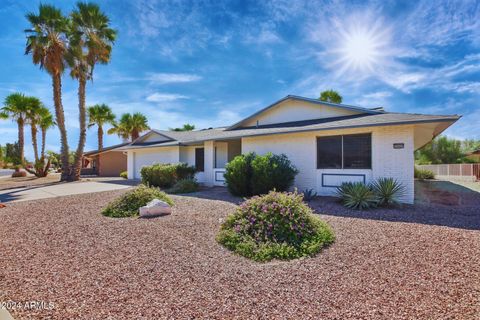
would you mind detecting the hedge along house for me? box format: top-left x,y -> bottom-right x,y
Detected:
120,95 -> 460,203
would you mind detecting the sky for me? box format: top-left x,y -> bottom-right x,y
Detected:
0,0 -> 479,160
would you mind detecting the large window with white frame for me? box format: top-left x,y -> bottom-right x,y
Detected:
317,133 -> 372,169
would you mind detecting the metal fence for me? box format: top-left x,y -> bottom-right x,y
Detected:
416,164 -> 480,180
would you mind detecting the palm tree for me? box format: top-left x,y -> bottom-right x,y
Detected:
87,103 -> 115,174
25,103 -> 54,177
25,4 -> 70,180
25,96 -> 44,163
39,110 -> 56,159
66,2 -> 116,181
108,112 -> 150,141
319,90 -> 343,104
0,93 -> 32,165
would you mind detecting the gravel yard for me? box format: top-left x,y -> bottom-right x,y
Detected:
0,174 -> 61,191
1,189 -> 479,319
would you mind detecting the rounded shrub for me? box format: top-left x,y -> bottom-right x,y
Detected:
414,167 -> 435,180
216,190 -> 334,262
224,152 -> 298,197
140,163 -> 196,188
167,178 -> 199,194
224,152 -> 255,196
119,171 -> 128,179
102,185 -> 173,218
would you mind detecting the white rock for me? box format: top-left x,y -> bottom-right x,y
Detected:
139,199 -> 172,218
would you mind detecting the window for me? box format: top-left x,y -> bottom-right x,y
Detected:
195,148 -> 205,172
317,133 -> 371,169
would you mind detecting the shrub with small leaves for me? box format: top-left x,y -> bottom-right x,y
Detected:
140,163 -> 196,188
414,167 -> 435,180
216,190 -> 334,262
336,182 -> 378,210
119,171 -> 128,179
371,177 -> 405,207
167,178 -> 199,194
102,185 -> 173,218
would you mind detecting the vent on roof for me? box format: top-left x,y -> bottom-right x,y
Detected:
370,107 -> 384,111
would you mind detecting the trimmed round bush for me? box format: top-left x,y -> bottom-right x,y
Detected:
224,152 -> 255,196
140,163 -> 196,188
216,190 -> 334,262
102,185 -> 173,218
167,178 -> 199,194
224,152 -> 298,197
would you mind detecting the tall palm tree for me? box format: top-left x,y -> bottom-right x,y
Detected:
25,4 -> 70,180
39,109 -> 56,160
25,96 -> 44,163
87,103 -> 115,174
108,112 -> 150,141
66,2 -> 116,181
0,93 -> 32,165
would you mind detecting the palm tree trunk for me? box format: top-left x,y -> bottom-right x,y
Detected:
70,77 -> 87,181
53,73 -> 69,181
17,118 -> 25,165
131,129 -> 139,141
30,122 -> 39,163
41,128 -> 46,160
97,125 -> 103,176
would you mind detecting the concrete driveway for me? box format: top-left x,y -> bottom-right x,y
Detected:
0,178 -> 138,203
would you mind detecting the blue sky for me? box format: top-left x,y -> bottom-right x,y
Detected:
0,0 -> 479,160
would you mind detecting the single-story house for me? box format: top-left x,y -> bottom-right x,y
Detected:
466,149 -> 480,162
82,142 -> 128,176
119,95 -> 460,203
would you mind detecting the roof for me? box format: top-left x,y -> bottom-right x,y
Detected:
227,95 -> 385,130
84,142 -> 130,156
119,112 -> 460,150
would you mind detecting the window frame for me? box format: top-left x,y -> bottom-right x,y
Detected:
316,133 -> 372,170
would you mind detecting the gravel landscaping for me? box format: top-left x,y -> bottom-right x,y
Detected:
1,189 -> 479,319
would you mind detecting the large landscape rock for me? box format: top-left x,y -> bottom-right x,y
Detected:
139,199 -> 172,218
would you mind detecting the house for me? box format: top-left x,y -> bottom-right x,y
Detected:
120,95 -> 460,203
82,142 -> 129,176
466,149 -> 480,162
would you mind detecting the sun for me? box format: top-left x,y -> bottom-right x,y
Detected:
331,17 -> 392,77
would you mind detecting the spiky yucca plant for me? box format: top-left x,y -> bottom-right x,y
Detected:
371,177 -> 406,207
336,182 -> 377,210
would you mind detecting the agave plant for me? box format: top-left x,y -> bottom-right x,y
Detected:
336,182 -> 377,210
302,188 -> 317,202
371,177 -> 406,207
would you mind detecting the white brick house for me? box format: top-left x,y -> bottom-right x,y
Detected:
120,95 -> 459,203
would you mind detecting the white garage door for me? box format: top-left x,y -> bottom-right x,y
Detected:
133,148 -> 179,179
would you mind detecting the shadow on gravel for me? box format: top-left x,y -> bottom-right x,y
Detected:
178,186 -> 243,204
309,197 -> 480,231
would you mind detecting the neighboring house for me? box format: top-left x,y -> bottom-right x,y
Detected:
82,142 -> 129,177
119,95 -> 460,203
466,149 -> 480,162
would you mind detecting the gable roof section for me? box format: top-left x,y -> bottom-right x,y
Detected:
227,95 -> 385,130
84,142 -> 130,157
119,112 -> 460,150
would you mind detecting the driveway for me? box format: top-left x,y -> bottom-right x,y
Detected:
0,178 -> 138,203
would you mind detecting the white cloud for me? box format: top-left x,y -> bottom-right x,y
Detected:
147,73 -> 202,84
146,93 -> 189,102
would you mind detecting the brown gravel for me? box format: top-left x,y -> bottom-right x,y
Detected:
0,174 -> 61,191
1,189 -> 479,319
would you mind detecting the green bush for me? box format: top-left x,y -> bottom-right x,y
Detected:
119,171 -> 128,179
371,177 -> 406,207
167,178 -> 199,194
224,152 -> 255,197
336,182 -> 377,210
140,163 -> 196,188
414,167 -> 435,180
102,185 -> 173,218
216,190 -> 334,262
224,152 -> 298,197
